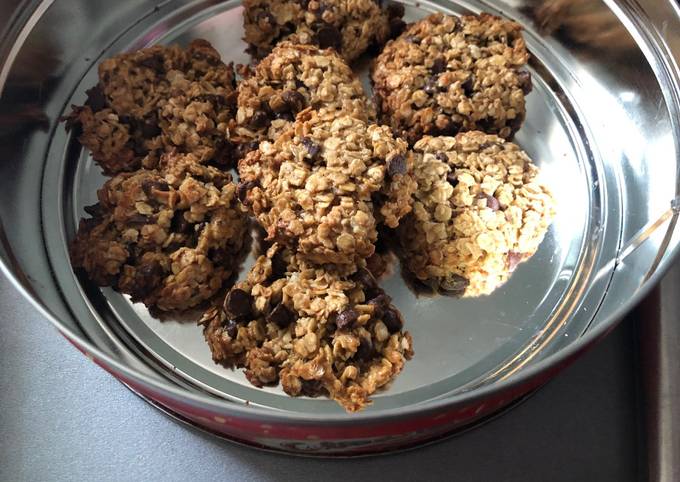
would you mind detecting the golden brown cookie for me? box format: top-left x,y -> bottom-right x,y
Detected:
372,13 -> 531,145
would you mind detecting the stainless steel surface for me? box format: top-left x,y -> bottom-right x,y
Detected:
638,264 -> 680,482
0,0 -> 679,449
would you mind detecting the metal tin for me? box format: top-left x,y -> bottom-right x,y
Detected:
1,0 -> 680,455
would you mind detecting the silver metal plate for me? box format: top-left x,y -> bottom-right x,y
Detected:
37,0 -> 671,414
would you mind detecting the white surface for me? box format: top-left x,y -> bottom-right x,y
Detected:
0,275 -> 639,482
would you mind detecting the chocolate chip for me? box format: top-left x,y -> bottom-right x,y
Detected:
139,54 -> 165,73
84,85 -> 107,112
165,241 -> 184,253
267,303 -> 296,328
452,16 -> 462,32
129,140 -> 148,156
296,0 -> 310,9
83,203 -> 104,218
517,71 -> 532,95
366,285 -> 386,302
207,247 -> 231,265
301,137 -> 321,161
237,180 -> 259,205
235,141 -> 259,160
141,178 -> 169,197
325,319 -> 338,334
256,11 -> 276,29
508,115 -> 524,133
336,308 -> 358,329
354,267 -> 378,290
270,251 -> 288,279
192,46 -> 222,67
281,21 -> 297,36
194,93 -> 227,108
507,251 -> 523,271
431,57 -> 447,74
250,110 -> 270,129
389,18 -> 406,37
281,90 -> 306,114
477,117 -> 496,132
171,210 -> 193,234
355,337 -> 374,361
132,261 -> 164,298
430,120 -> 461,137
300,379 -> 325,397
224,319 -> 239,338
128,213 -> 154,226
211,140 -> 238,169
440,273 -> 469,295
478,142 -> 495,150
405,35 -> 421,43
387,153 -> 407,176
138,262 -> 163,279
79,217 -> 101,233
462,75 -> 475,97
368,293 -> 391,318
366,252 -> 387,280
435,152 -> 448,162
446,172 -> 458,187
223,289 -> 253,319
386,2 -> 405,18
316,25 -> 342,50
382,307 -> 403,333
140,120 -> 161,138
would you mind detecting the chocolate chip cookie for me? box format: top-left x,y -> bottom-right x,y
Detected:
200,244 -> 413,412
235,42 -> 375,148
70,151 -> 249,312
396,131 -> 555,297
237,109 -> 416,272
242,0 -> 405,62
372,13 -> 531,145
65,40 -> 239,174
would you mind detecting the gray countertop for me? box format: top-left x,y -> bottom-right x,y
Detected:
0,274 -> 640,482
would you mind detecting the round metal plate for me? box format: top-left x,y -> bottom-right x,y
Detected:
41,0 -> 619,415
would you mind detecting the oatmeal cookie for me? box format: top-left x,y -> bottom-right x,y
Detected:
396,132 -> 555,297
238,110 -> 416,270
242,0 -> 405,62
235,42 -> 375,147
65,40 -> 239,174
372,13 -> 531,145
158,68 -> 240,168
70,151 -> 249,312
200,244 -> 413,412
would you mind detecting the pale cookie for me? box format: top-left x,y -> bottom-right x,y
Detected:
396,131 -> 555,297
